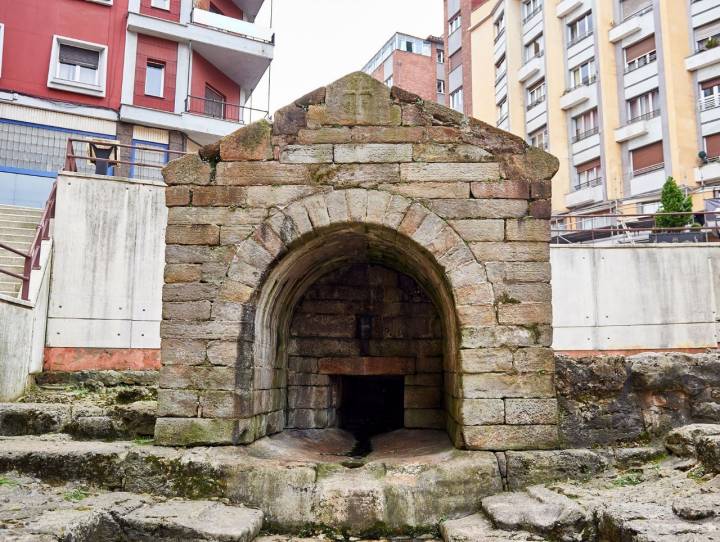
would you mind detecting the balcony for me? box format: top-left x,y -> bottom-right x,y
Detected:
630,164 -> 666,196
522,5 -> 543,26
518,52 -> 544,83
556,0 -> 582,19
571,127 -> 599,144
448,28 -> 462,56
559,78 -> 595,110
614,110 -> 659,143
695,158 -> 720,184
127,8 -> 274,91
565,178 -> 604,208
608,6 -> 652,43
685,44 -> 720,71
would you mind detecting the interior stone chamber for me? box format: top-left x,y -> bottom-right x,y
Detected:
156,71 -> 560,450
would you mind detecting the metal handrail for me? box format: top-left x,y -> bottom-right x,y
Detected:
526,95 -> 546,110
63,138 -> 188,173
624,109 -> 660,125
0,181 -> 57,300
699,94 -> 720,111
568,31 -> 593,48
632,162 -> 664,177
185,95 -> 269,125
572,176 -> 602,191
522,5 -> 543,24
565,75 -> 597,94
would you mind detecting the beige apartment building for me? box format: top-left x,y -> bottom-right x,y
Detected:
466,0 -> 720,226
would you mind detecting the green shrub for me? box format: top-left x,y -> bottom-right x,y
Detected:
655,177 -> 692,229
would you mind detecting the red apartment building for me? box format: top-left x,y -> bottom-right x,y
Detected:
0,0 -> 274,207
363,33 -> 446,105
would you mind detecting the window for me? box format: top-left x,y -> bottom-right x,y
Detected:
627,89 -> 659,122
621,0 -> 651,21
47,36 -> 108,97
144,62 -> 164,97
495,54 -> 507,81
569,58 -> 596,89
568,12 -> 593,45
437,49 -> 445,64
204,84 -> 225,119
384,75 -> 393,88
638,201 -> 660,214
572,108 -> 598,141
527,79 -> 545,109
624,35 -> 656,72
529,126 -> 547,150
522,0 -> 542,22
405,41 -> 414,53
449,15 -> 462,34
575,158 -> 601,190
209,2 -> 223,14
151,0 -> 170,9
494,12 -> 505,38
695,20 -> 720,51
700,77 -> 720,111
630,141 -> 664,176
497,97 -> 508,123
524,34 -> 543,62
437,79 -> 446,94
451,88 -> 464,111
704,133 -> 720,159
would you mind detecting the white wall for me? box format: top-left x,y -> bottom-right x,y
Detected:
551,244 -> 720,351
46,173 -> 166,350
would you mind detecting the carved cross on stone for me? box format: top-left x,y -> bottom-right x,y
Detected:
324,72 -> 401,126
342,84 -> 375,123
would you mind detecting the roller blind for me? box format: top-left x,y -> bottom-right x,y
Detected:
59,44 -> 99,69
576,158 -> 601,173
696,20 -> 720,41
621,0 -> 651,19
625,35 -> 655,62
701,77 -> 720,90
705,133 -> 720,158
631,142 -> 663,172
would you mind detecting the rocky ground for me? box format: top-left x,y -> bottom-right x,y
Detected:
0,424 -> 719,541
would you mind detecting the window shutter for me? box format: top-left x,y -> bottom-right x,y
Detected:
625,35 -> 655,61
631,142 -> 664,171
621,0 -> 651,19
705,133 -> 720,158
701,77 -> 720,90
59,44 -> 100,69
576,158 -> 601,173
696,20 -> 720,41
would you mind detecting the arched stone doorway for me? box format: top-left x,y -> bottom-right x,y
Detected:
156,72 -> 560,451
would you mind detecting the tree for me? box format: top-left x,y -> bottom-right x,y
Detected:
655,176 -> 692,229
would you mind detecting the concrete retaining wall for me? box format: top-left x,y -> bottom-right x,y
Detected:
44,172 -> 166,368
551,244 -> 720,352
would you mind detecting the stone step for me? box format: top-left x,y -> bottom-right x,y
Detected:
0,472 -> 264,542
34,369 -> 159,388
0,204 -> 43,218
0,401 -> 157,439
0,218 -> 40,229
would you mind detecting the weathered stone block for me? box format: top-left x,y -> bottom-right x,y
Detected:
200,390 -> 251,418
404,386 -> 443,408
216,162 -> 311,186
335,143 -> 412,163
154,417 -> 240,446
166,186 -> 191,206
219,120 -> 273,161
288,386 -> 331,409
457,305 -> 496,327
401,162 -> 500,182
429,199 -> 528,219
464,424 -> 558,450
450,219 -> 505,241
380,182 -> 470,199
165,225 -> 220,246
485,262 -> 551,284
163,283 -> 218,302
157,389 -> 198,417
505,398 -> 558,425
323,71 -> 401,126
413,143 -> 492,163
280,145 -> 333,164
454,398 -> 505,425
470,180 -> 530,200
505,218 -> 550,242
161,338 -> 207,366
405,408 -> 445,428
350,126 -> 425,143
159,365 -> 237,391
297,127 -> 351,144
162,300 -> 212,321
514,347 -> 555,373
164,264 -> 201,283
470,242 -> 549,262
459,348 -> 514,373
460,373 -> 556,399
191,186 -> 247,207
498,302 -> 552,325
162,154 -> 211,186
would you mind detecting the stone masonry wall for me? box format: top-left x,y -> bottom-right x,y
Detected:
155,72 -> 560,450
287,263 -> 444,430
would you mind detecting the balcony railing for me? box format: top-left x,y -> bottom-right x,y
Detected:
625,109 -> 660,125
493,28 -> 506,44
526,95 -> 546,111
572,176 -> 602,191
522,50 -> 544,65
522,5 -> 543,24
565,75 -> 597,94
185,95 -> 269,125
699,94 -> 720,111
632,162 -> 664,177
572,126 -> 599,143
568,31 -> 593,48
620,3 -> 653,23
191,8 -> 274,44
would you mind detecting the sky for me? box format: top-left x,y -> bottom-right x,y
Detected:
251,0 -> 444,114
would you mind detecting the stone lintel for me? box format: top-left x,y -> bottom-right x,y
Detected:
318,356 -> 416,376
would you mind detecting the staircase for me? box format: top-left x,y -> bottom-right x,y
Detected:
0,204 -> 42,297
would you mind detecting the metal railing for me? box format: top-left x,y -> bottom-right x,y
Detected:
620,4 -> 653,23
551,211 -> 719,244
699,94 -> 720,111
572,176 -> 602,191
572,126 -> 599,143
63,138 -> 187,179
565,75 -> 597,94
522,50 -> 544,65
568,31 -> 593,48
0,181 -> 56,301
493,28 -> 506,44
625,109 -> 660,125
185,95 -> 269,125
526,95 -> 546,110
632,162 -> 665,177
